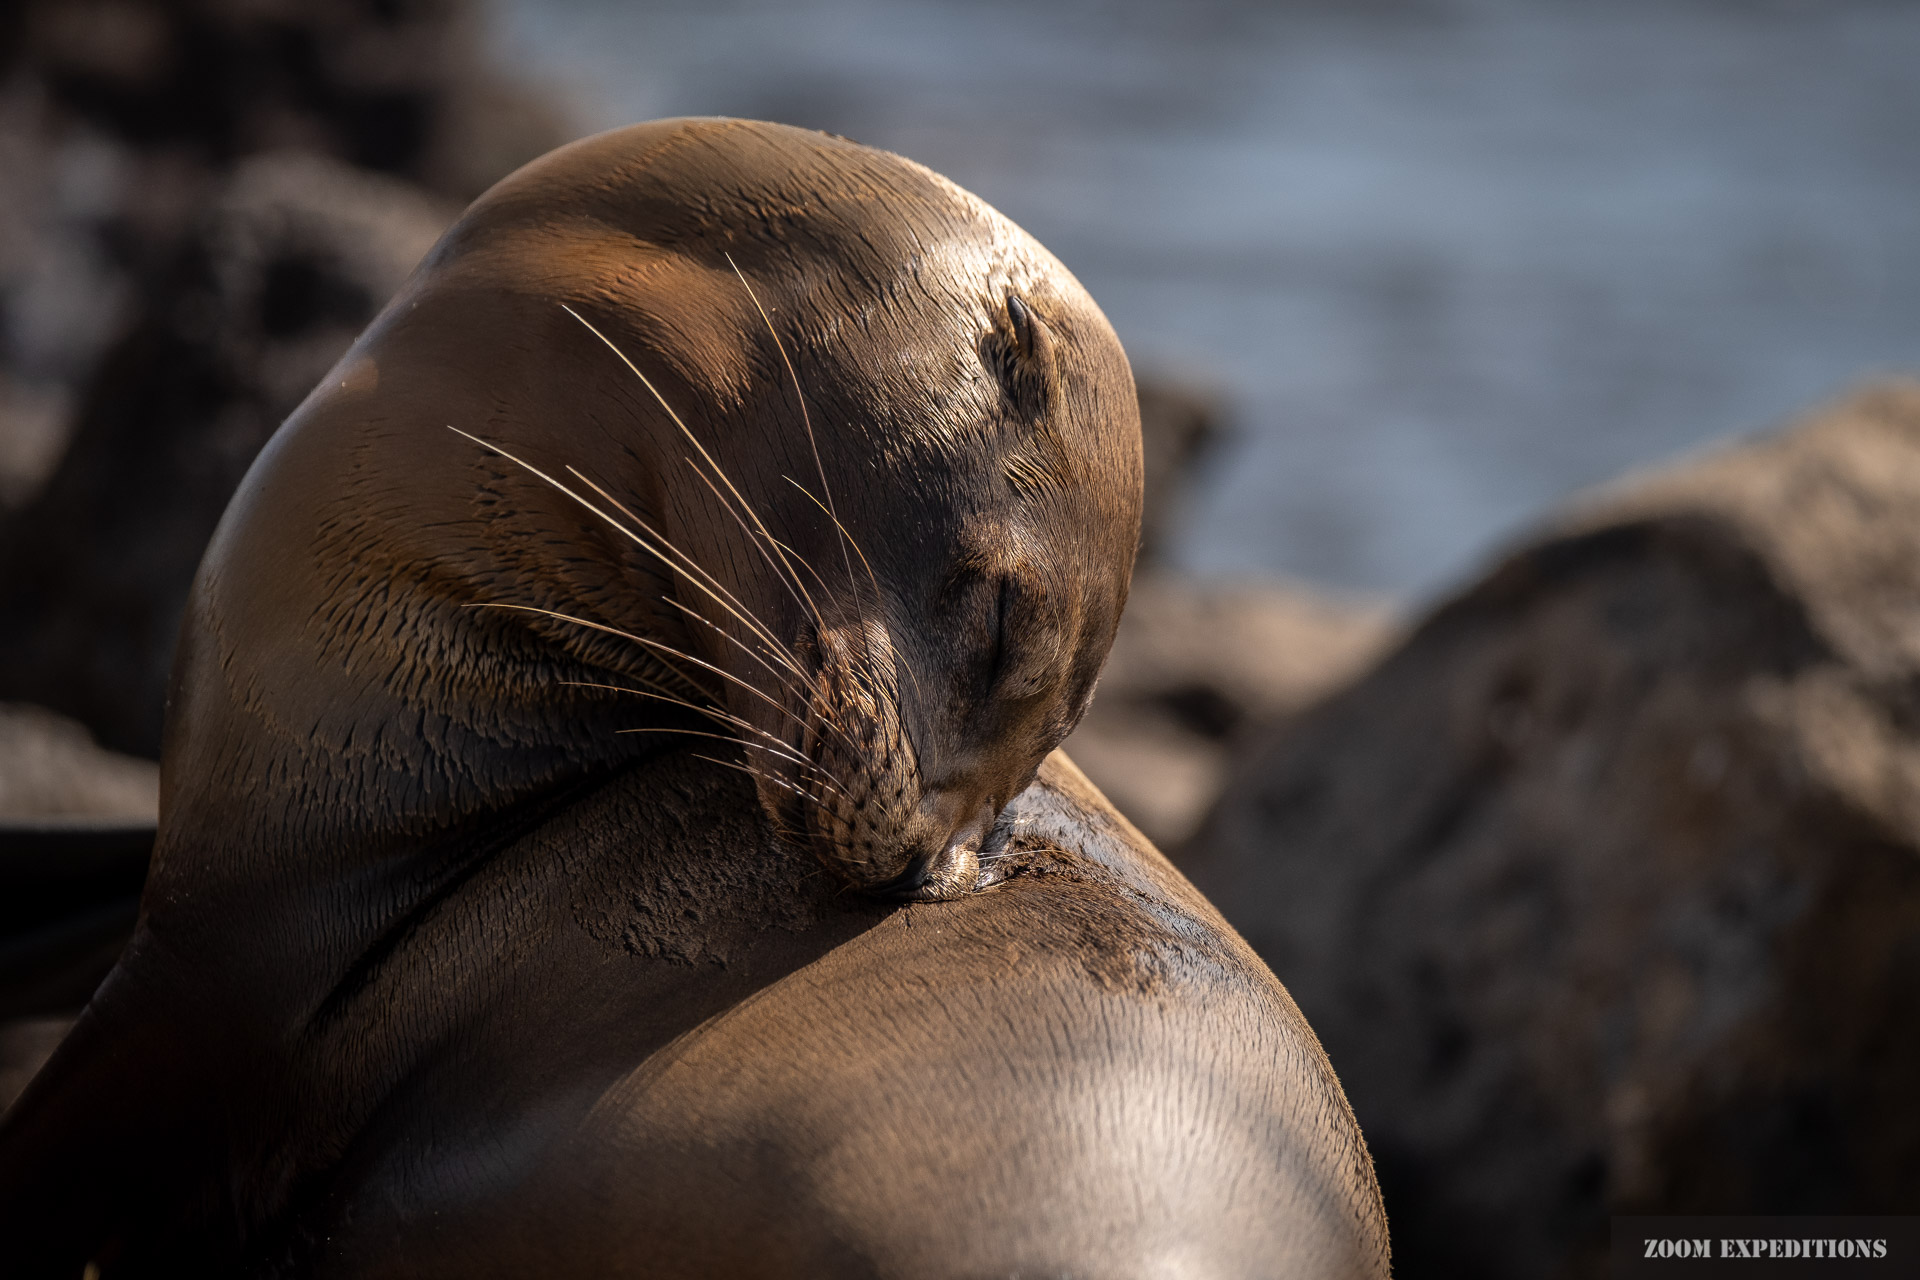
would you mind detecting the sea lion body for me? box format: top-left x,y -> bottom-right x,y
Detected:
6,754 -> 1389,1275
0,119 -> 1390,1273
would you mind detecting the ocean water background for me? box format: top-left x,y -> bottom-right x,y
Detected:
487,0 -> 1920,597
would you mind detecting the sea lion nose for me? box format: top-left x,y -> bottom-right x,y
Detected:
882,837 -> 980,903
881,797 -> 994,902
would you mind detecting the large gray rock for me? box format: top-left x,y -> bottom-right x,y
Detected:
1185,382 -> 1920,1278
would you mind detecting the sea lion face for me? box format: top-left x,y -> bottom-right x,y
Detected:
723,265 -> 1142,902
637,233 -> 1136,901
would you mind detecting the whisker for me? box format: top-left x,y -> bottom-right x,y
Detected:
447,424 -> 630,539
466,601 -> 812,739
566,677 -> 852,794
446,425 -> 759,691
656,597 -> 868,764
564,482 -> 858,766
782,476 -> 924,715
720,272 -> 919,742
783,475 -> 887,622
564,677 -> 801,758
447,427 -> 867,775
615,727 -> 846,798
559,304 -> 832,637
658,595 -> 806,702
795,497 -> 924,717
550,462 -> 867,764
726,253 -> 862,610
688,752 -> 836,809
763,530 -> 836,600
704,272 -> 915,772
563,465 -> 809,682
680,458 -> 831,642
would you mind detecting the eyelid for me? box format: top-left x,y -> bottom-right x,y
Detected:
987,574 -> 1013,688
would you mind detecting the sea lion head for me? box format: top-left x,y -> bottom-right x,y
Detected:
451,120 -> 1142,901
181,118 -> 1141,905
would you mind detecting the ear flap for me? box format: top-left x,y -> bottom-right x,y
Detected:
982,292 -> 1058,419
1008,294 -> 1045,362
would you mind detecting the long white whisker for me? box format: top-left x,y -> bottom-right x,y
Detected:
446,425 -> 861,800
445,425 -> 783,685
614,726 -> 846,798
554,462 -> 873,761
466,601 -> 809,738
657,594 -> 797,684
689,752 -> 836,809
562,465 -> 808,682
722,263 -> 919,748
726,252 -> 862,610
559,303 -> 831,635
784,475 -> 886,615
565,678 -> 851,793
653,596 -> 863,763
563,677 -> 798,756
782,473 -> 922,718
681,456 -> 832,643
653,592 -> 807,702
439,445 -> 797,713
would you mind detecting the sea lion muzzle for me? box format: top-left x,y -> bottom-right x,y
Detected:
865,793 -> 998,902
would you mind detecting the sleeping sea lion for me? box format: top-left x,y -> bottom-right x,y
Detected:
0,118 -> 1389,1274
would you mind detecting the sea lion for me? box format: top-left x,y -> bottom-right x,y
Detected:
0,118 -> 1390,1273
154,113 -> 1141,909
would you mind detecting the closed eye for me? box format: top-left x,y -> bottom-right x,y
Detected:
985,574 -> 1014,692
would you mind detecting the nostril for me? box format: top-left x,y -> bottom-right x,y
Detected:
874,849 -> 934,901
899,851 -> 933,891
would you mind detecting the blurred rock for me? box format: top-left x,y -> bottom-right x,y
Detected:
1065,372 -> 1394,850
0,702 -> 157,1115
0,153 -> 449,755
1184,381 -> 1920,1278
1063,571 -> 1394,850
0,0 -> 575,754
5,0 -> 569,203
1133,374 -> 1226,565
0,84 -> 136,506
0,0 -> 573,514
0,1016 -> 71,1117
0,702 -> 157,821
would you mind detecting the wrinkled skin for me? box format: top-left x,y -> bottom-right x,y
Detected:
0,121 -> 1391,1274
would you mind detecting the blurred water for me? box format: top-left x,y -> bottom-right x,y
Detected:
488,0 -> 1920,596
